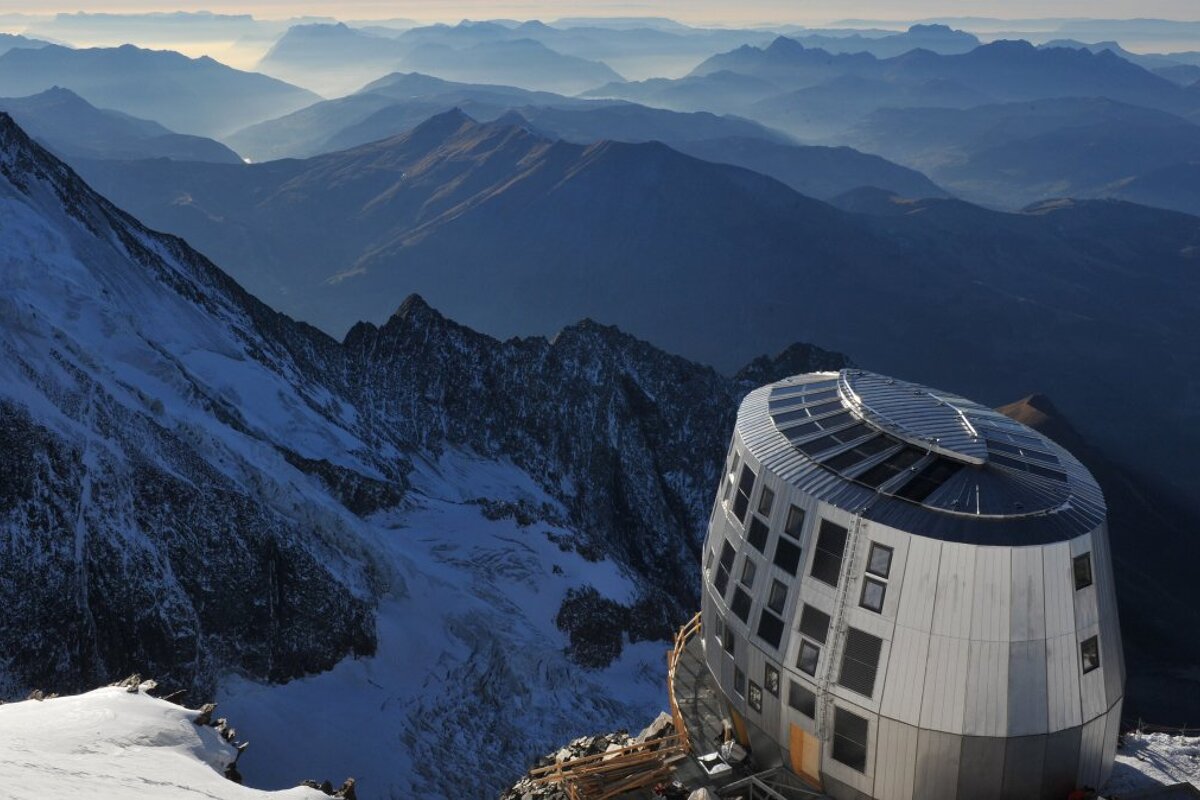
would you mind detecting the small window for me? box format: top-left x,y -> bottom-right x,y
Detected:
740,558 -> 757,589
860,576 -> 886,613
714,565 -> 730,597
764,664 -> 780,696
757,610 -> 784,649
731,586 -> 753,623
832,708 -> 869,772
799,604 -> 831,645
748,680 -> 763,712
713,616 -> 725,645
1081,636 -> 1100,674
838,628 -> 883,698
789,680 -> 816,717
733,464 -> 756,522
767,579 -> 788,614
1074,553 -> 1093,590
705,548 -> 715,571
757,486 -> 775,517
734,666 -> 746,697
797,640 -> 820,676
866,542 -> 893,578
747,517 -> 770,553
773,537 -> 802,576
719,541 -> 736,571
810,520 -> 848,587
783,505 -> 806,539
723,629 -> 736,656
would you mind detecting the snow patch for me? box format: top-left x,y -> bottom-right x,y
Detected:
0,687 -> 324,800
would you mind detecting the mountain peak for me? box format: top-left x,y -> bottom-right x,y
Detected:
766,35 -> 805,55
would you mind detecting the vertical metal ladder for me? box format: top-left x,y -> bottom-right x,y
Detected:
815,510 -> 868,742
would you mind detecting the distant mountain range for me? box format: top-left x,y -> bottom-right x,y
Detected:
843,97 -> 1200,210
257,22 -> 629,97
0,87 -> 242,164
590,37 -> 1200,139
72,109 -> 1200,500
784,23 -> 980,58
0,32 -> 51,57
0,44 -> 319,138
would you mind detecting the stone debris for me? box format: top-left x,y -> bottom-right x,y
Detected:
299,778 -> 357,799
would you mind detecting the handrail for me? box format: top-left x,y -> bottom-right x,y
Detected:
668,611 -> 703,753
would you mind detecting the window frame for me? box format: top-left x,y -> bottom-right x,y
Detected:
740,557 -> 758,589
865,542 -> 894,579
1073,552 -> 1094,590
764,664 -> 780,697
832,707 -> 869,773
797,639 -> 821,676
734,665 -> 746,697
757,485 -> 775,517
1081,635 -> 1100,674
748,680 -> 763,712
788,679 -> 816,718
859,576 -> 887,613
783,504 -> 806,540
767,579 -> 788,615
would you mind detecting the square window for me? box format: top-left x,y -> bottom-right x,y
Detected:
1081,636 -> 1100,673
767,579 -> 788,614
1074,553 -> 1093,590
757,486 -> 775,517
734,666 -> 746,697
866,542 -> 893,578
799,604 -> 831,645
748,680 -> 763,712
723,474 -> 734,502
788,680 -> 816,717
740,558 -> 757,588
773,537 -> 802,576
797,640 -> 820,676
810,520 -> 848,587
764,664 -> 780,696
713,616 -> 724,644
747,517 -> 770,553
706,548 -> 715,571
832,708 -> 869,772
723,629 -> 736,656
860,576 -> 886,613
784,505 -> 806,539
731,586 -> 753,623
714,565 -> 730,597
757,610 -> 784,649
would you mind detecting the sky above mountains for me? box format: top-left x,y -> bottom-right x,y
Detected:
4,2 -> 1199,25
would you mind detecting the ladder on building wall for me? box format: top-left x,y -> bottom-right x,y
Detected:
815,510 -> 869,742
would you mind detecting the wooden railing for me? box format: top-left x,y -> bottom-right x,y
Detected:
526,612 -> 703,800
668,611 -> 703,753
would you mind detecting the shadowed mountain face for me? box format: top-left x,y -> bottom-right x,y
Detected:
0,88 -> 243,165
0,44 -> 319,139
71,109 -> 1200,504
998,395 -> 1200,725
843,98 -> 1200,210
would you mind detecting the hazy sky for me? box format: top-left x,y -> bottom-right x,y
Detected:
2,1 -> 1198,26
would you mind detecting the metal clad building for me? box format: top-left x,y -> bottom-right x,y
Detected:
700,370 -> 1124,799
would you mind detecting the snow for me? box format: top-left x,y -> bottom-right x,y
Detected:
0,687 -> 324,800
1104,731 -> 1200,797
218,450 -> 669,799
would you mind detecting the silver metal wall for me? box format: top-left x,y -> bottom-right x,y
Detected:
700,430 -> 1125,800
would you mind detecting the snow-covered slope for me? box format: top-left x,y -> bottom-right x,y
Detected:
1106,731 -> 1200,796
0,110 -> 850,797
0,687 -> 325,800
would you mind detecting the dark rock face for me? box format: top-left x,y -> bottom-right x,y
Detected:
0,112 -> 853,697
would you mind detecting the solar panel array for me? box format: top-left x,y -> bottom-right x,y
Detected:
767,370 -> 1075,518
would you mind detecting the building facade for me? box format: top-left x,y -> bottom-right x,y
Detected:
700,370 -> 1124,800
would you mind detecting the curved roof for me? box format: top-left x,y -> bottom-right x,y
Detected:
739,369 -> 1105,546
